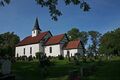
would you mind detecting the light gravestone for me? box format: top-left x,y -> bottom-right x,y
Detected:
0,57 -> 11,75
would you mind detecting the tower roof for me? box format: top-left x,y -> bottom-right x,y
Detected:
32,18 -> 41,31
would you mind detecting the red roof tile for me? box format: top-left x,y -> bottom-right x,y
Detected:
45,34 -> 65,45
17,31 -> 49,46
64,39 -> 81,49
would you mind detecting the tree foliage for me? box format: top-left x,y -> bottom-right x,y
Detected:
36,0 -> 90,21
79,31 -> 88,45
67,28 -> 80,40
67,27 -> 88,46
0,32 -> 20,57
0,0 -> 90,21
99,28 -> 120,55
88,31 -> 101,54
0,0 -> 10,6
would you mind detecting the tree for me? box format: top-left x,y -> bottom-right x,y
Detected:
0,0 -> 90,21
88,31 -> 101,54
67,28 -> 88,46
79,31 -> 88,46
67,28 -> 80,40
0,0 -> 10,6
113,28 -> 120,55
87,44 -> 93,55
99,28 -> 120,55
0,32 -> 20,57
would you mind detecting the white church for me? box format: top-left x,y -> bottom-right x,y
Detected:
15,18 -> 84,58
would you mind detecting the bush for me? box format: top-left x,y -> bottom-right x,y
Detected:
82,56 -> 87,63
21,55 -> 27,61
36,52 -> 51,67
28,55 -> 33,61
35,52 -> 41,59
58,55 -> 64,60
73,56 -> 80,65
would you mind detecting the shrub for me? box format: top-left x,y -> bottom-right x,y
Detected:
58,55 -> 64,60
82,56 -> 87,63
28,55 -> 33,61
36,52 -> 51,67
73,56 -> 80,65
21,55 -> 27,61
35,52 -> 41,59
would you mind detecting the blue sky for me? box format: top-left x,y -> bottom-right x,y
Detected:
0,0 -> 120,40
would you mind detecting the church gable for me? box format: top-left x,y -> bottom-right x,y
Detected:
60,34 -> 69,44
40,31 -> 52,43
45,34 -> 68,46
64,39 -> 82,50
16,31 -> 51,46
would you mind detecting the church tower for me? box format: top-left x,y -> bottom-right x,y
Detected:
32,18 -> 41,37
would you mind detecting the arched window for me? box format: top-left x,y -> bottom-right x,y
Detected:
67,51 -> 70,56
50,47 -> 52,53
30,47 -> 32,54
17,53 -> 19,57
23,48 -> 25,55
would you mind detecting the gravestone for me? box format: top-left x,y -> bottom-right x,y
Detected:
0,57 -> 11,75
0,57 -> 15,80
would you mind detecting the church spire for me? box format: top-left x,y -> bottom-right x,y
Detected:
32,18 -> 41,31
32,18 -> 41,37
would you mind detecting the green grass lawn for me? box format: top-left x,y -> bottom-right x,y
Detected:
86,56 -> 120,80
12,61 -> 41,80
12,59 -> 83,80
12,56 -> 120,80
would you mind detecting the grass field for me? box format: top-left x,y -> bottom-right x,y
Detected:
12,59 -> 77,80
12,56 -> 120,80
86,56 -> 120,80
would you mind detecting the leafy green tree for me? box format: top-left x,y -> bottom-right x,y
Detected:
67,28 -> 80,40
0,0 -> 90,21
79,31 -> 88,46
88,31 -> 101,54
67,28 -> 88,46
0,32 -> 20,57
99,28 -> 120,55
99,32 -> 113,55
87,44 -> 93,54
113,28 -> 120,55
0,0 -> 10,6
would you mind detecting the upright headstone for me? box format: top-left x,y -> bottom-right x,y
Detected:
1,58 -> 11,75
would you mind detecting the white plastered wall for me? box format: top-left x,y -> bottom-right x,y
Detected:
44,44 -> 62,57
15,43 -> 43,57
63,49 -> 78,57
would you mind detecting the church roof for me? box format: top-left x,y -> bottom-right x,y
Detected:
64,39 -> 81,49
16,31 -> 49,46
32,18 -> 41,31
45,34 -> 65,45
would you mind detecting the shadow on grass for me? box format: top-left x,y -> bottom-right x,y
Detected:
12,60 -> 82,80
12,58 -> 120,80
86,59 -> 120,80
12,62 -> 42,80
